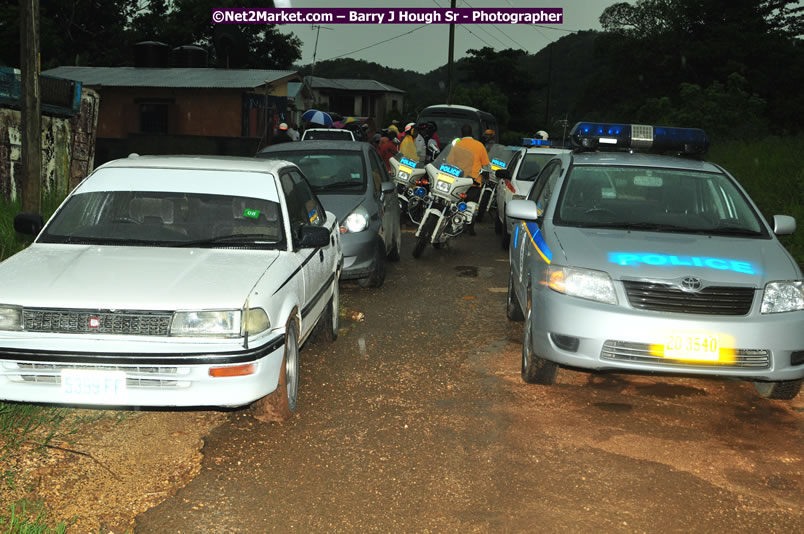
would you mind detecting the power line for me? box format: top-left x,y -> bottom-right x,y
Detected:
321,24 -> 429,62
461,0 -> 529,51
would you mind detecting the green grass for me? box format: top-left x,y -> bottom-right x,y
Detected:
708,135 -> 804,267
0,500 -> 70,534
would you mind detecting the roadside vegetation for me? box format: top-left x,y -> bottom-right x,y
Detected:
708,135 -> 804,266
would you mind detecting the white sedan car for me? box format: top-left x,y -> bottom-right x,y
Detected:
495,142 -> 570,249
0,155 -> 342,422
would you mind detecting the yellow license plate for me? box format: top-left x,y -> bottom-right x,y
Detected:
437,174 -> 455,183
399,164 -> 413,174
662,332 -> 720,361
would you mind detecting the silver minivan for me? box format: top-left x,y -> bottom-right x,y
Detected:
258,140 -> 401,288
506,122 -> 803,400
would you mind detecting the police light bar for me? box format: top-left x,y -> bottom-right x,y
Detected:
569,122 -> 709,154
521,138 -> 552,147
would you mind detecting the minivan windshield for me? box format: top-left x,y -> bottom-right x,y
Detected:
555,165 -> 768,237
265,151 -> 366,193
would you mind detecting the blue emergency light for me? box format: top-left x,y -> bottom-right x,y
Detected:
570,122 -> 709,155
521,138 -> 552,147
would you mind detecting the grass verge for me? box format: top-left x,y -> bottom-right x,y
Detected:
0,500 -> 70,533
708,135 -> 804,266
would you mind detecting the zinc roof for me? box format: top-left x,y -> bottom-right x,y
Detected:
42,67 -> 298,89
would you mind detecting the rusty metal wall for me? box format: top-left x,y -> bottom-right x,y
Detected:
0,87 -> 99,201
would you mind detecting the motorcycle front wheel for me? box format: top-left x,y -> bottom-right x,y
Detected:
413,215 -> 437,258
476,189 -> 490,223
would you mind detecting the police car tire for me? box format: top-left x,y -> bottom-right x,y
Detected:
753,379 -> 802,400
522,294 -> 558,385
506,269 -> 524,322
501,224 -> 510,250
252,318 -> 299,423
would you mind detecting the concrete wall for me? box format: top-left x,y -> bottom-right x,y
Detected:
0,88 -> 99,201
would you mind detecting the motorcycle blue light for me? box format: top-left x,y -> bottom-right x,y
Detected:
457,202 -> 467,212
414,187 -> 426,198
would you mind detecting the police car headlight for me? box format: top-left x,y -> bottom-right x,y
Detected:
761,281 -> 804,314
547,266 -> 618,305
0,305 -> 22,331
342,206 -> 369,233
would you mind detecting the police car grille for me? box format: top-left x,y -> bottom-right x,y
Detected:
23,308 -> 172,336
623,282 -> 754,315
601,341 -> 770,369
5,362 -> 190,388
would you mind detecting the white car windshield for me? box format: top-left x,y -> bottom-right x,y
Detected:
555,165 -> 768,237
39,191 -> 285,248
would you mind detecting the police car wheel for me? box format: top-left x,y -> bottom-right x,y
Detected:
521,293 -> 558,385
753,379 -> 802,400
506,269 -> 524,322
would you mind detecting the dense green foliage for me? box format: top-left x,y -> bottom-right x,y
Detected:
0,0 -> 301,70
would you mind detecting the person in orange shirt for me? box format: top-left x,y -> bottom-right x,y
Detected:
449,124 -> 491,235
377,130 -> 398,172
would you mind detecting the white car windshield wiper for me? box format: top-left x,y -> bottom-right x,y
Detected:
39,235 -> 165,246
173,234 -> 281,248
570,221 -> 692,232
701,225 -> 764,237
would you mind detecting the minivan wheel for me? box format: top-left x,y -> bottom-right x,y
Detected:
358,240 -> 386,288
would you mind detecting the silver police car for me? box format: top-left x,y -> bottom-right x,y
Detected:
506,122 -> 803,400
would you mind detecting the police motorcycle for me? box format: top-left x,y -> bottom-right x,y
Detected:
475,144 -> 513,223
411,141 -> 479,258
389,152 -> 429,224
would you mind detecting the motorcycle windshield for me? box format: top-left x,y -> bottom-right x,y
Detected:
432,141 -> 474,179
392,152 -> 425,169
488,144 -> 515,171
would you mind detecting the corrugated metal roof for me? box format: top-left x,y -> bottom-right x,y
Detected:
306,76 -> 404,94
42,67 -> 298,89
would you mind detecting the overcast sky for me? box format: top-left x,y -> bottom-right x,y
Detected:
276,1 -> 622,73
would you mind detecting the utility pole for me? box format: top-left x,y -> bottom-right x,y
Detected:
20,0 -> 41,213
446,0 -> 456,104
544,42 -> 553,129
310,25 -> 333,77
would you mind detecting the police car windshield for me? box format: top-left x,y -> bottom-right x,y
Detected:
555,165 -> 767,237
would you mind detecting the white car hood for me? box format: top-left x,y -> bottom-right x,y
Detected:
0,245 -> 280,310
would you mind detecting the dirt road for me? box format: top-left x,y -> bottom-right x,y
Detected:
134,223 -> 803,532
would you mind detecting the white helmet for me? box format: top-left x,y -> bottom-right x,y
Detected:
535,130 -> 549,140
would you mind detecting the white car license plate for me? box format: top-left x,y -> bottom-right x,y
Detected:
61,369 -> 127,403
663,332 -> 720,361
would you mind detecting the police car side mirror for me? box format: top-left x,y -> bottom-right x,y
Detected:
495,169 -> 510,181
506,200 -> 541,222
772,215 -> 796,236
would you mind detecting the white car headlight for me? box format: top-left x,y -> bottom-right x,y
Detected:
546,265 -> 618,305
170,310 -> 241,337
761,281 -> 804,314
342,206 -> 369,233
0,305 -> 22,331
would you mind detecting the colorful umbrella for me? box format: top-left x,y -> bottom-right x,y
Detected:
332,121 -> 345,129
301,109 -> 333,127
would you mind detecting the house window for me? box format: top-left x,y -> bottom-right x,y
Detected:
391,99 -> 398,110
140,103 -> 169,133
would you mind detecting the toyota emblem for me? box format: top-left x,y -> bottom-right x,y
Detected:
680,277 -> 702,291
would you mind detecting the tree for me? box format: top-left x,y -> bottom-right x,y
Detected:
0,0 -> 302,69
582,0 -> 804,135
